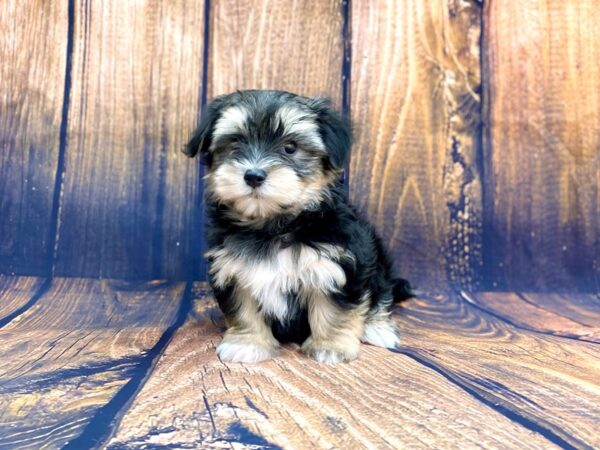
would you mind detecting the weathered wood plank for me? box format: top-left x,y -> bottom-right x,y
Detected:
0,276 -> 46,322
0,277 -> 185,449
107,296 -> 562,449
0,1 -> 68,275
467,292 -> 600,343
2,280 -> 598,448
399,291 -> 600,449
210,0 -> 343,102
521,292 -> 600,328
482,0 -> 600,291
350,0 -> 483,289
54,0 -> 206,280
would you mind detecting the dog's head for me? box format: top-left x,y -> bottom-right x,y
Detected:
184,90 -> 350,222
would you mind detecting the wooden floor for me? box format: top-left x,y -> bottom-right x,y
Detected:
0,276 -> 598,449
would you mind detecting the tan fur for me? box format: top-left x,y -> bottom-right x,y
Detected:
216,286 -> 279,363
301,291 -> 369,364
201,95 -> 390,364
205,162 -> 335,222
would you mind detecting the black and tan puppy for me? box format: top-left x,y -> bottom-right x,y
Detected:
184,90 -> 412,364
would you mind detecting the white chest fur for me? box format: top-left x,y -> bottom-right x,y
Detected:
207,243 -> 352,321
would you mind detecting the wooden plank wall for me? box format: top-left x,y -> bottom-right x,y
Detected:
0,1 -> 68,276
350,0 -> 483,290
482,0 -> 600,292
210,0 -> 343,103
0,0 -> 597,291
54,0 -> 207,280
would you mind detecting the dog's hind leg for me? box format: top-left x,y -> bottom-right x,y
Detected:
301,291 -> 367,364
361,308 -> 400,349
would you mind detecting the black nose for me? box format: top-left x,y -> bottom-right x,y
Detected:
244,169 -> 267,188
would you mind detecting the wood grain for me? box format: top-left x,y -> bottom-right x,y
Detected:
210,0 -> 343,103
482,0 -> 600,291
467,291 -> 600,343
350,0 -> 483,290
0,0 -> 67,275
105,296 -> 571,450
2,277 -> 599,448
0,277 -> 185,449
398,291 -> 600,449
0,275 -> 45,322
520,292 -> 600,328
54,0 -> 206,280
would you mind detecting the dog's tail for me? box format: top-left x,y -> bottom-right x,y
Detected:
392,278 -> 417,303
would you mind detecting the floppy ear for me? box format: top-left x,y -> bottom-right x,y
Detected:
309,97 -> 352,170
182,96 -> 228,160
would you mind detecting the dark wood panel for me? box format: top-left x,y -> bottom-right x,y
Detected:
54,0 -> 206,280
210,0 -> 343,102
482,0 -> 600,291
0,277 -> 185,449
350,0 -> 483,290
0,1 -> 68,275
105,296 -> 558,449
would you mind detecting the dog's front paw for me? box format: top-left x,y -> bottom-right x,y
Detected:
301,337 -> 359,364
216,333 -> 278,363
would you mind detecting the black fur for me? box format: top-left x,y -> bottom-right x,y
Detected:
185,90 -> 351,171
308,97 -> 352,169
206,184 -> 408,342
185,90 -> 413,351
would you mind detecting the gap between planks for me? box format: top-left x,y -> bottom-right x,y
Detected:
0,277 -> 204,450
106,289 -> 600,449
1,276 -> 598,449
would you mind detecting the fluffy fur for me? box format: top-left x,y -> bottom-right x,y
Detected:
184,90 -> 413,364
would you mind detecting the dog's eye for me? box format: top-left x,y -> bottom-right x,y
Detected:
229,139 -> 242,151
282,143 -> 297,155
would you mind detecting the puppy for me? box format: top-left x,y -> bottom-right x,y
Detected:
184,90 -> 413,364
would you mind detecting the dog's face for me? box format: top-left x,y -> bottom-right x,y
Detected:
184,90 -> 350,222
